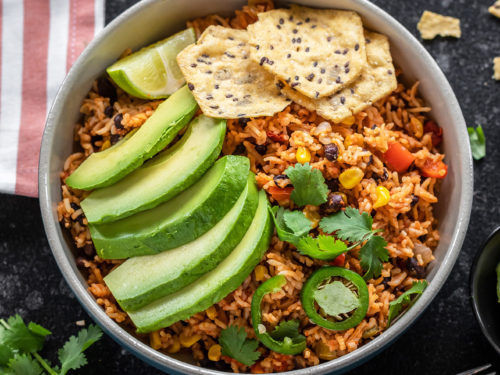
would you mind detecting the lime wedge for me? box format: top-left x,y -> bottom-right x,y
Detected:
107,28 -> 196,99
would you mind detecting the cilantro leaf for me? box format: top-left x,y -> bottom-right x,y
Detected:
27,323 -> 51,338
0,316 -> 46,353
282,210 -> 311,236
219,325 -> 261,366
468,125 -> 486,160
297,235 -> 347,260
284,163 -> 328,206
269,207 -> 306,246
314,281 -> 360,316
6,354 -> 43,375
57,324 -> 102,375
359,235 -> 389,280
319,207 -> 374,242
0,343 -> 14,366
269,320 -> 305,345
387,281 -> 428,326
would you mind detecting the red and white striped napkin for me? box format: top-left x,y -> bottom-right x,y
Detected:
0,0 -> 105,197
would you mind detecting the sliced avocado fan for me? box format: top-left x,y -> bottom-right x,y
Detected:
81,115 -> 226,224
65,85 -> 197,190
89,155 -> 250,259
104,174 -> 258,311
128,190 -> 273,333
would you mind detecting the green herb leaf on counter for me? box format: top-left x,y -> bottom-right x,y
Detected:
219,325 -> 261,366
320,207 -> 388,280
0,314 -> 102,375
387,280 -> 428,326
297,235 -> 347,260
57,325 -> 102,375
467,125 -> 486,160
284,163 -> 328,206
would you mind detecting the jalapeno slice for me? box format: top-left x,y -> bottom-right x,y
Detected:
301,267 -> 369,331
251,275 -> 306,355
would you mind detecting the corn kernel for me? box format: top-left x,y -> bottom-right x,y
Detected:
101,139 -> 111,150
339,167 -> 364,189
208,344 -> 222,361
166,338 -> 181,353
206,305 -> 217,320
316,342 -> 336,361
410,117 -> 423,138
254,265 -> 268,281
179,332 -> 202,348
344,133 -> 364,147
150,331 -> 162,350
296,147 -> 311,164
342,115 -> 356,126
303,206 -> 321,229
373,186 -> 390,208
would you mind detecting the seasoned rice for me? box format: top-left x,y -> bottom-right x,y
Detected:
57,1 -> 443,373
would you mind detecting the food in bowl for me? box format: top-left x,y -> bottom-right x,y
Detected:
57,1 -> 447,372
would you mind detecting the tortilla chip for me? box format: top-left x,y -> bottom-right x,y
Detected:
281,31 -> 397,123
176,26 -> 290,118
247,5 -> 366,99
494,57 -> 500,80
417,11 -> 461,40
489,1 -> 500,18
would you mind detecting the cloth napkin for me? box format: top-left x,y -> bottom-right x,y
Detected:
0,0 -> 105,197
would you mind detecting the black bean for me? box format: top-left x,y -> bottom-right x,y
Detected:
114,113 -> 124,129
381,276 -> 391,289
75,257 -> 87,268
324,144 -> 338,161
83,244 -> 96,257
91,134 -> 103,146
70,202 -> 80,211
97,77 -> 117,103
234,143 -> 246,155
238,118 -> 249,127
411,195 -> 419,207
110,134 -> 121,145
325,178 -> 339,191
104,105 -> 113,118
406,257 -> 426,278
255,144 -> 267,155
320,192 -> 346,215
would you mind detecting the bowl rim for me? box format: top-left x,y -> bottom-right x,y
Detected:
39,0 -> 474,374
470,226 -> 500,355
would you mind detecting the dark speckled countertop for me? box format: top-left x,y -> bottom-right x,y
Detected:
1,0 -> 499,373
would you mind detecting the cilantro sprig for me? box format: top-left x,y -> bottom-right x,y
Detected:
284,163 -> 328,206
387,281 -> 428,326
219,325 -> 261,366
0,315 -> 102,375
320,207 -> 389,280
467,125 -> 486,160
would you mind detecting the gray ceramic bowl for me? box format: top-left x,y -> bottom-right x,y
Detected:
39,0 -> 473,373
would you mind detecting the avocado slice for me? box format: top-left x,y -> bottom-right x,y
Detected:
104,175 -> 258,311
81,115 -> 226,224
65,85 -> 197,190
90,155 -> 250,259
127,190 -> 272,333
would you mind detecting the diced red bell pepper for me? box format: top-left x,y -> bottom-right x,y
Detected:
330,253 -> 346,267
268,186 -> 293,201
383,142 -> 416,173
424,120 -> 443,147
420,159 -> 448,179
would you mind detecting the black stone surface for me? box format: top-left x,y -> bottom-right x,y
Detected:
1,0 -> 499,373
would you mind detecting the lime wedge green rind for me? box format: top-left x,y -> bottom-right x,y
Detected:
107,28 -> 196,99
